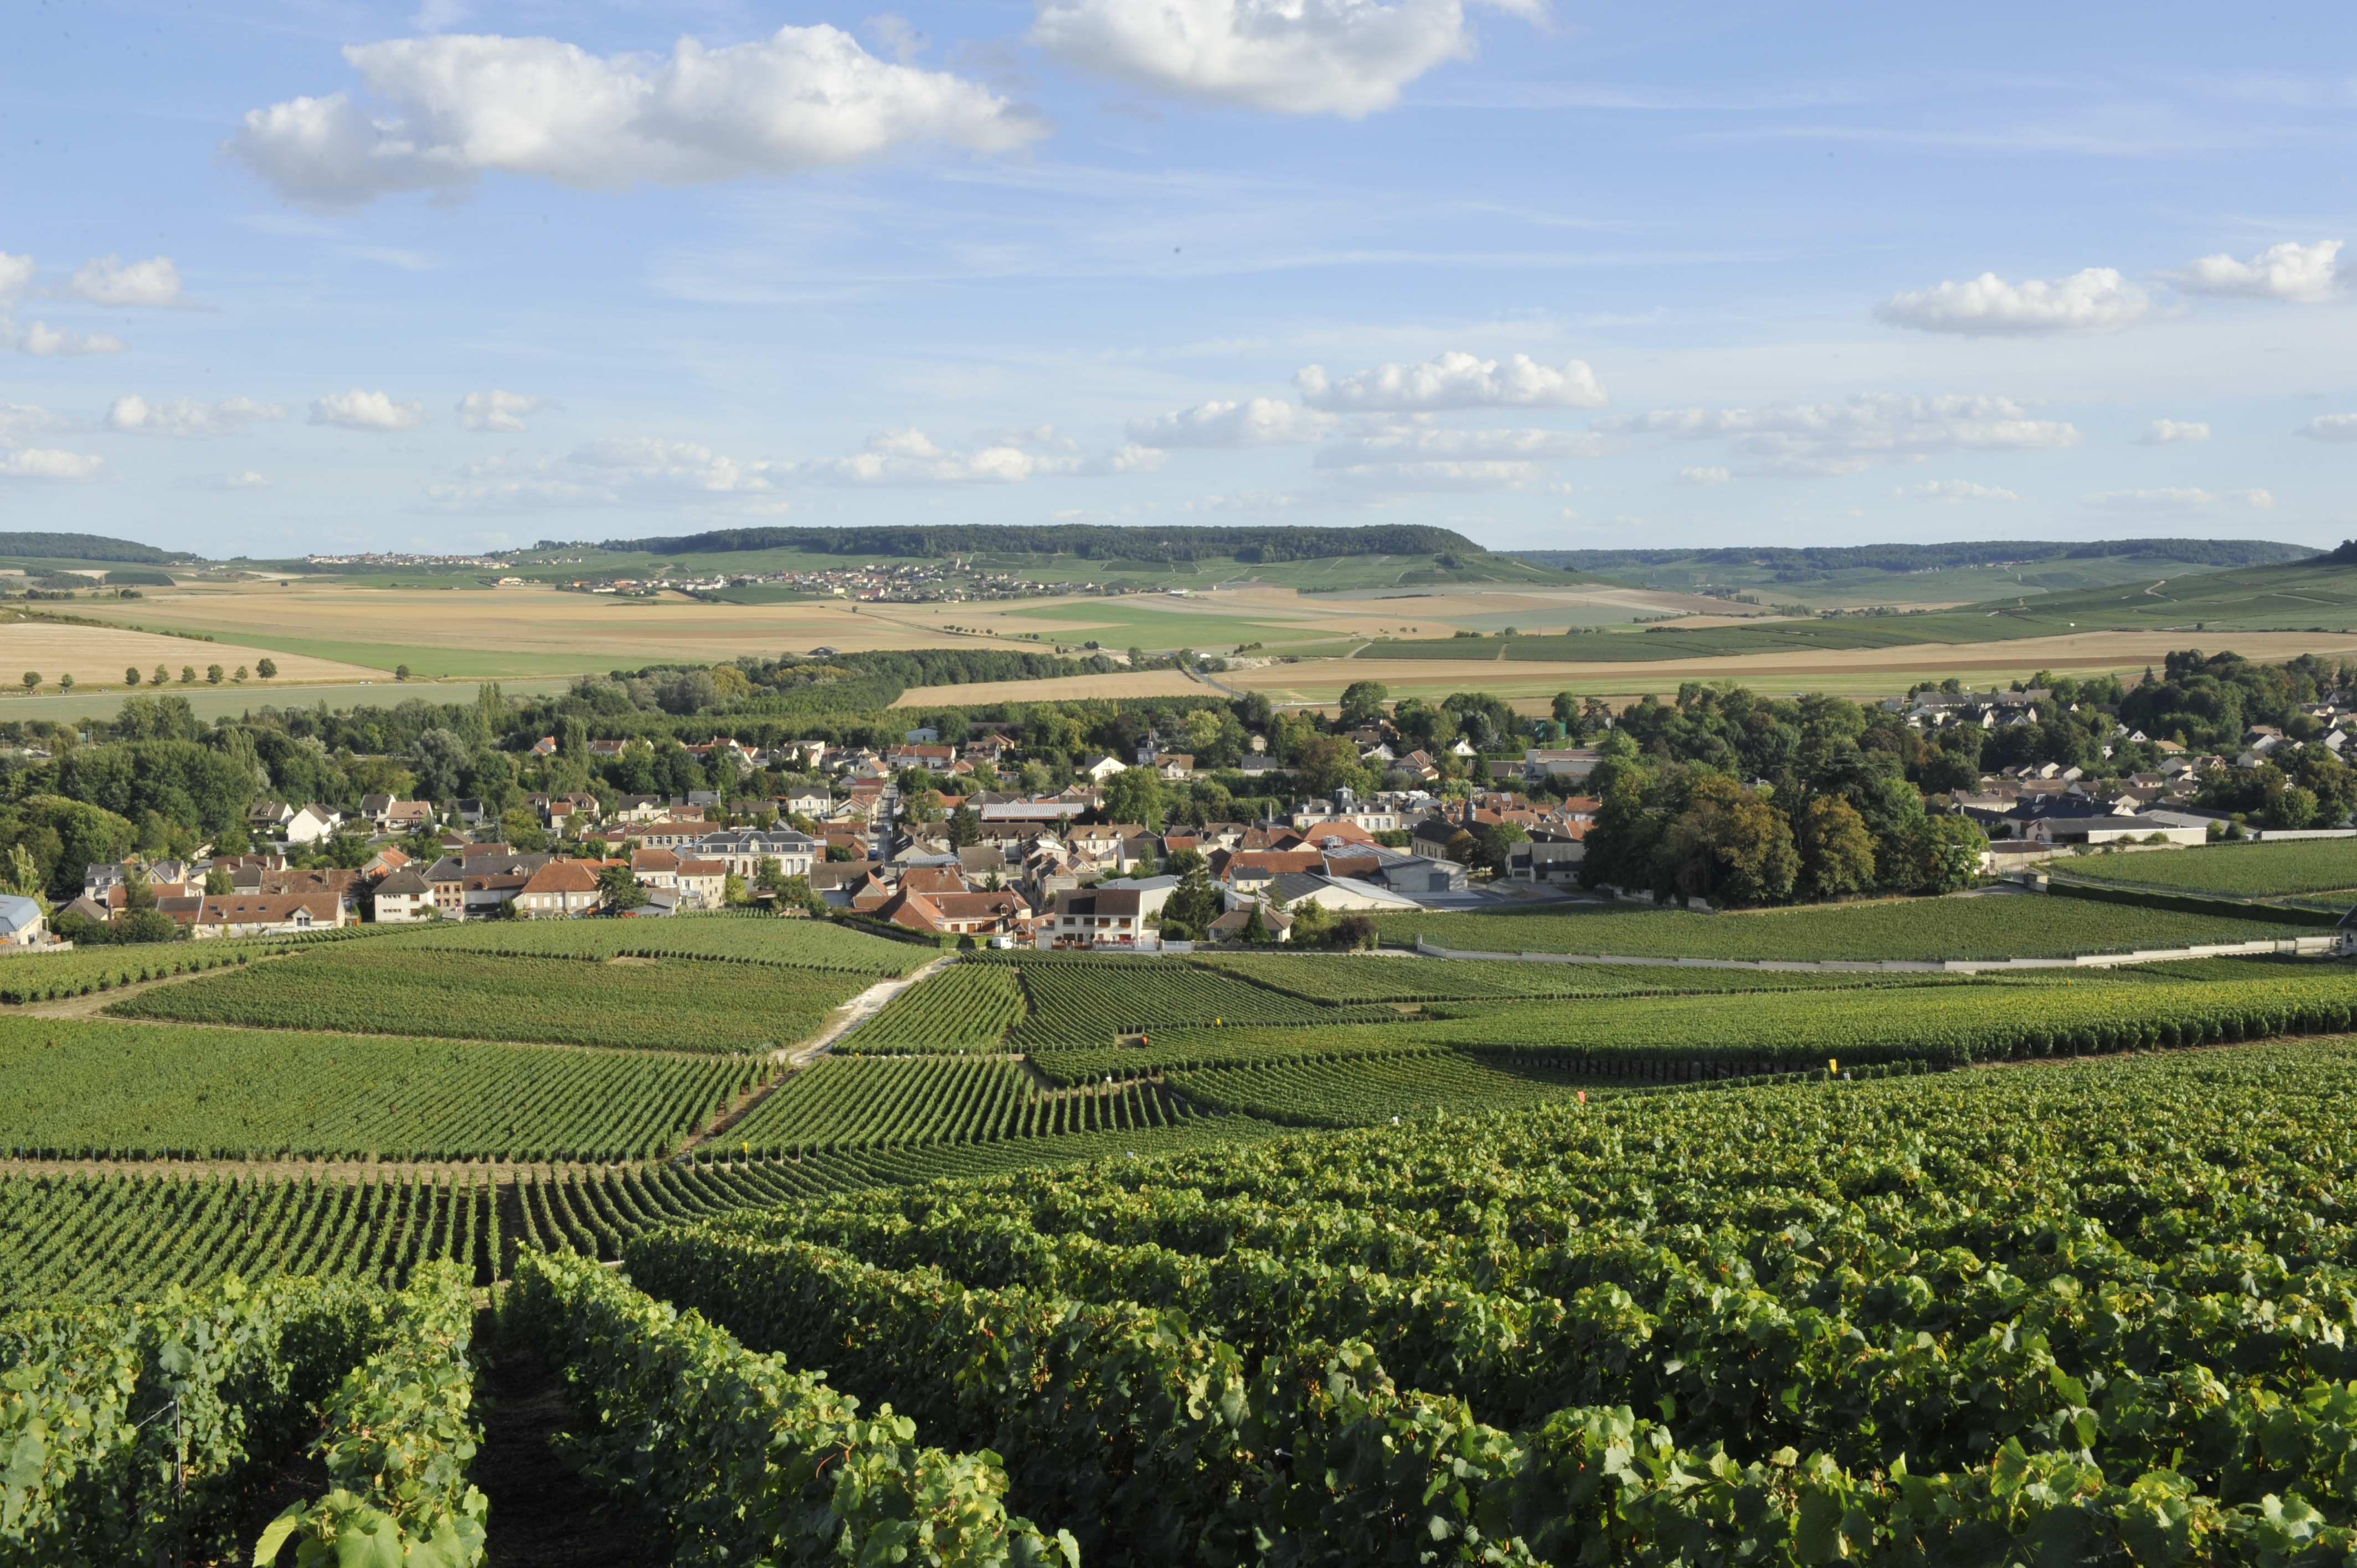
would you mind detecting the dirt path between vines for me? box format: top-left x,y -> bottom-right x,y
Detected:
17,950 -> 302,1018
474,1328 -> 672,1568
662,952 -> 960,1159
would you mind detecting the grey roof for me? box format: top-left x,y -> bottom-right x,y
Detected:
0,894 -> 42,934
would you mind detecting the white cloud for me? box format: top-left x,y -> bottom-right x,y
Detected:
457,389 -> 543,432
572,436 -> 783,493
17,322 -> 127,356
1609,392 -> 2081,476
0,254 -> 33,304
1675,466 -> 1731,486
69,255 -> 187,308
1126,397 -> 1333,447
215,470 -> 272,491
865,13 -> 925,63
2082,486 -> 2275,513
0,448 -> 104,482
1313,425 -> 1604,466
1899,479 -> 2021,504
2296,413 -> 2357,443
0,403 -> 58,441
2164,239 -> 2341,303
231,25 -> 1044,208
1178,490 -> 1303,514
1874,267 -> 2149,336
797,427 -> 1048,484
311,389 -> 429,431
1324,458 -> 1543,490
1297,350 -> 1605,411
2137,419 -> 2210,446
107,394 -> 287,437
1030,0 -> 1536,118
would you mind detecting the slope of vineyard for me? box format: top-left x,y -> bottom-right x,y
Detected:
1373,891 -> 2304,960
717,1054 -> 1204,1153
106,944 -> 871,1053
1165,1048 -> 1603,1126
0,1017 -> 756,1160
997,953 -> 1403,1050
1193,952 -> 1933,1002
388,910 -> 930,972
835,961 -> 1025,1053
624,1039 -> 2357,1563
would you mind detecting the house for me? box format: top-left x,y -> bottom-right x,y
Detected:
1257,872 -> 1423,912
370,867 -> 436,922
1154,754 -> 1196,781
359,796 -> 435,833
1207,905 -> 1294,943
630,847 -> 682,888
514,859 -> 606,917
189,891 -> 344,939
245,801 -> 296,834
888,743 -> 958,772
0,894 -> 46,946
1081,754 -> 1128,783
531,736 -> 558,757
452,798 -> 491,827
284,804 -> 342,846
1038,880 -> 1176,950
424,849 -> 550,919
673,858 -> 727,909
899,865 -> 970,897
693,829 -> 817,880
877,886 -> 1032,938
778,788 -> 831,820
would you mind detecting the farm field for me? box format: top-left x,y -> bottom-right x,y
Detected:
1195,951 -> 1932,1002
2056,838 -> 2357,900
106,944 -> 874,1053
1166,1049 -> 1603,1127
387,910 -> 932,974
995,952 -> 1402,1049
1372,890 -> 2303,961
0,615 -> 387,687
616,1038 -> 2357,1562
0,1016 -> 756,1160
718,1054 -> 1203,1153
837,961 -> 1026,1052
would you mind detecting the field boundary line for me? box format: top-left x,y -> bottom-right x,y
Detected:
1404,933 -> 2337,972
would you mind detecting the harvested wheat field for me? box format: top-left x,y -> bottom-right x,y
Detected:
0,620 -> 387,690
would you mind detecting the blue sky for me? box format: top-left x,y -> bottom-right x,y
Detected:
3,0 -> 2354,558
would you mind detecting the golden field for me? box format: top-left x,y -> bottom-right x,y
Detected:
0,619 -> 388,690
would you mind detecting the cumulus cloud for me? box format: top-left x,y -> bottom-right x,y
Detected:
2137,419 -> 2211,446
2296,413 -> 2357,443
2082,487 -> 2275,513
1030,0 -> 1535,118
311,388 -> 429,431
1297,350 -> 1605,411
0,403 -> 58,441
457,389 -> 543,432
1608,392 -> 2081,477
107,394 -> 287,437
1313,425 -> 1604,467
1675,466 -> 1731,486
2164,240 -> 2341,303
69,255 -> 187,308
1126,397 -> 1333,448
1875,267 -> 2149,337
0,254 -> 33,304
1899,479 -> 2021,504
429,438 -> 786,509
0,448 -> 104,481
230,25 -> 1044,208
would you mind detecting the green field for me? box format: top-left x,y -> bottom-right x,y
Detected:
719,1054 -> 1206,1153
1375,892 -> 2301,961
0,1016 -> 756,1160
2056,839 -> 2357,900
106,945 -> 874,1053
0,675 -> 580,723
837,962 -> 1026,1052
389,912 -> 930,974
1166,1049 -> 1601,1127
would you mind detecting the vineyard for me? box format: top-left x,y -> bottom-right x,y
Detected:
718,1053 -> 1205,1153
0,1017 -> 757,1160
106,943 -> 873,1053
611,1039 -> 2357,1563
0,940 -> 303,1005
2057,837 -> 2357,900
997,954 -> 1404,1050
390,910 -> 930,972
0,1117 -> 1290,1310
1165,1048 -> 1604,1126
1372,890 -> 2306,961
837,960 -> 1026,1053
1194,951 -> 1928,1003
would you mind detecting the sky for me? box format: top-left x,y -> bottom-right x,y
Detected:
2,0 -> 2354,559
